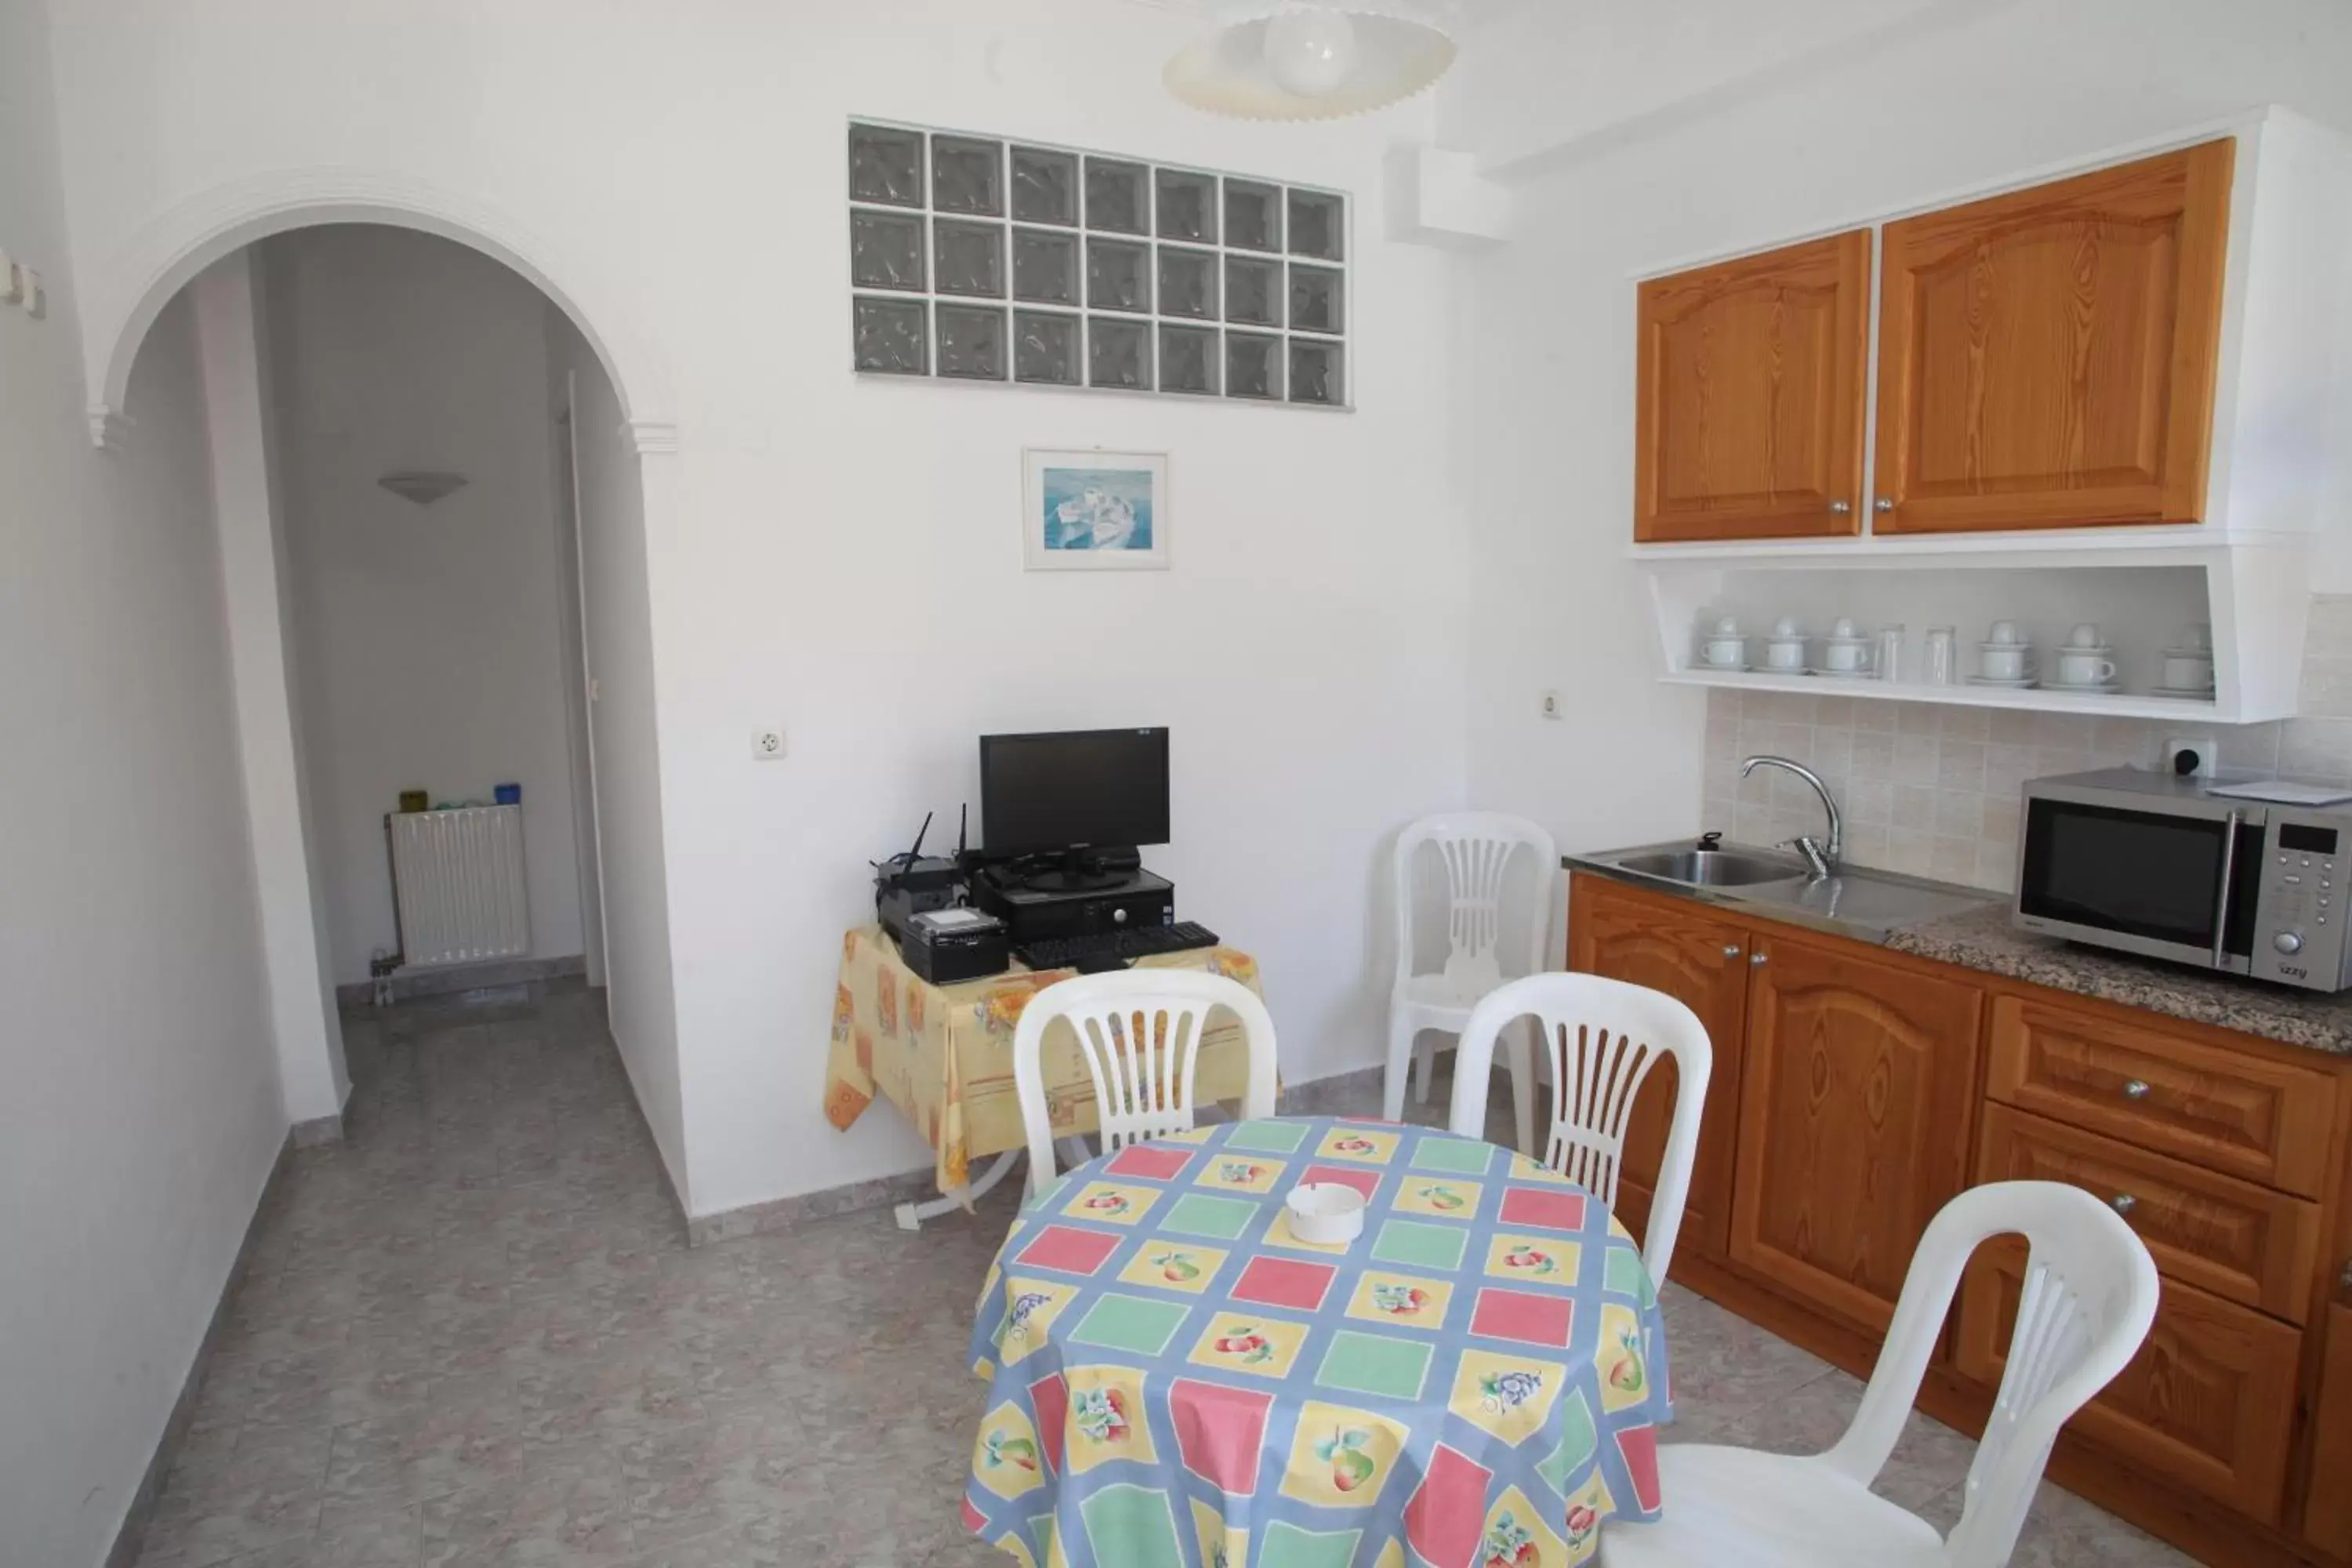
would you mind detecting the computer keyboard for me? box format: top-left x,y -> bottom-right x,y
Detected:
1016,922 -> 1221,973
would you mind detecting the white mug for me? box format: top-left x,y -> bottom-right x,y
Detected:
1702,635 -> 1746,667
1773,616 -> 1801,638
2057,650 -> 2117,684
1712,615 -> 1740,636
2162,652 -> 2215,689
1830,616 -> 1859,640
1979,644 -> 2031,681
1822,639 -> 1871,673
1765,637 -> 1806,671
1987,619 -> 2026,646
2067,622 -> 2105,649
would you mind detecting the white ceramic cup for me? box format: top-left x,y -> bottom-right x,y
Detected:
1712,615 -> 1740,635
1979,644 -> 2031,681
2183,622 -> 2212,652
1987,619 -> 2025,646
1765,637 -> 1806,671
1830,616 -> 1858,639
2057,650 -> 2118,684
2067,622 -> 2105,649
1773,616 -> 1801,637
1823,639 -> 1870,673
1702,635 -> 1746,667
1285,1182 -> 1366,1246
2162,652 -> 2215,689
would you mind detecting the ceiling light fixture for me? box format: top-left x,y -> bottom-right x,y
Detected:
1165,2 -> 1458,122
377,471 -> 469,506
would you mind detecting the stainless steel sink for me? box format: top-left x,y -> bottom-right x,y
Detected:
1573,839 -> 2005,944
1611,848 -> 1808,887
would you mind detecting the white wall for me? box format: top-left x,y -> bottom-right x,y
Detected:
551,312 -> 689,1195
0,5 -> 287,1560
43,0 -> 1471,1218
193,246 -> 350,1122
1451,0 -> 2352,863
263,225 -> 588,985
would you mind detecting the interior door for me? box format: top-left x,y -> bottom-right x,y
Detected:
1565,877 -> 1750,1261
1871,139 -> 2234,532
1633,230 -> 1871,543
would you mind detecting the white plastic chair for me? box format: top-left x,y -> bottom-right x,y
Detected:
1599,1181 -> 2161,1568
1012,970 -> 1279,1196
1385,812 -> 1558,1151
1446,972 -> 1713,1287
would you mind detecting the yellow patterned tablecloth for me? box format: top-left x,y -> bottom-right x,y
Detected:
822,924 -> 1267,1196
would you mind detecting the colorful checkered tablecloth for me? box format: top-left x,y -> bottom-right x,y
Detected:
963,1116 -> 1671,1568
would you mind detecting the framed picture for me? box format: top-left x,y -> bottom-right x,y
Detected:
1023,448 -> 1170,571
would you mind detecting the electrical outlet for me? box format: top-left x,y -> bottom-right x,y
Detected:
1540,690 -> 1563,720
2162,733 -> 2218,778
751,726 -> 786,761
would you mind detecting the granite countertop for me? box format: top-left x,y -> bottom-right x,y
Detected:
1887,902 -> 2352,1057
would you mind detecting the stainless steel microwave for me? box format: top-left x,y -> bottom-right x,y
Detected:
2016,768 -> 2352,991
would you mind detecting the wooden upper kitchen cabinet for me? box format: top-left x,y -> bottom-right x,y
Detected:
1632,230 -> 1871,543
1566,877 -> 1751,1261
1728,929 -> 1985,1335
1871,139 -> 2235,533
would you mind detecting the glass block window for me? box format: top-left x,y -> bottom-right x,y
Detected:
848,119 -> 1349,408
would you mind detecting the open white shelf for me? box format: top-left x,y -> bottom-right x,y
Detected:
1660,666 -> 2220,720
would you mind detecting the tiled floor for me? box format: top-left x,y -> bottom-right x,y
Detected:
134,982 -> 2195,1567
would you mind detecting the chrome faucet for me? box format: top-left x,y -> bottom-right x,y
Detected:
1740,754 -> 1842,878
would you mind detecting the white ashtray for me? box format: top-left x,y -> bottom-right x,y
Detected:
1285,1182 -> 1367,1246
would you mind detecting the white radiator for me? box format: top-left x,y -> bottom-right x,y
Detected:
388,804 -> 532,970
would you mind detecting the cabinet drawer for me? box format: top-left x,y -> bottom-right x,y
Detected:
1984,995 -> 2336,1197
1976,1103 -> 2321,1323
1957,1240 -> 2301,1525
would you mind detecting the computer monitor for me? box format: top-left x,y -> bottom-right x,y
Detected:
979,728 -> 1170,867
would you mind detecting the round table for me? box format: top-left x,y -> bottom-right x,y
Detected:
962,1115 -> 1672,1568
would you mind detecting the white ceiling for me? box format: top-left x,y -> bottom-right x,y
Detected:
1116,0 -> 1525,31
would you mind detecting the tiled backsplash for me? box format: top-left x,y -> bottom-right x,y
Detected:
1702,595 -> 2352,893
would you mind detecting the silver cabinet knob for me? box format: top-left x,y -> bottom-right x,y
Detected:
2111,1193 -> 2137,1216
2123,1080 -> 2151,1101
1750,951 -> 1769,966
1720,943 -> 1741,958
1873,497 -> 1895,514
1828,500 -> 1853,515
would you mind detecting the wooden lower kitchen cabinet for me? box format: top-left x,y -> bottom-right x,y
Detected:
1564,879 -> 1750,1261
1727,928 -> 1986,1335
1564,868 -> 2352,1567
1956,1236 -> 2303,1525
2308,1303 -> 2352,1555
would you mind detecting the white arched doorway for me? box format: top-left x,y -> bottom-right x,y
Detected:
100,182 -> 680,1144
80,172 -> 676,452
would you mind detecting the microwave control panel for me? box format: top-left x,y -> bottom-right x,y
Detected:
2254,817 -> 2352,989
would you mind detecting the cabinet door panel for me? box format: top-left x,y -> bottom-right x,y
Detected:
1874,140 -> 2233,532
2304,1301 -> 2352,1555
1565,877 -> 1750,1261
1729,932 -> 1984,1334
1957,1240 -> 2299,1525
1635,230 -> 1871,543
